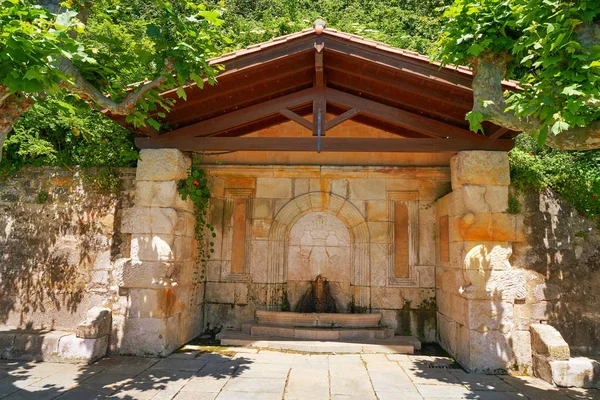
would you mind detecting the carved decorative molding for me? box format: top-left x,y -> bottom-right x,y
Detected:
221,188 -> 254,281
387,191 -> 420,287
266,192 -> 370,310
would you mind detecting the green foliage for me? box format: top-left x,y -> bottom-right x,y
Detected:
209,0 -> 451,54
177,158 -> 215,289
510,135 -> 600,221
83,167 -> 122,195
1,0 -> 225,129
507,193 -> 521,214
436,0 -> 600,140
36,190 -> 49,204
2,97 -> 138,173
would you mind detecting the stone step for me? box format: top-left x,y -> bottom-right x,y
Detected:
0,327 -> 107,364
255,310 -> 381,328
242,323 -> 394,340
217,331 -> 420,354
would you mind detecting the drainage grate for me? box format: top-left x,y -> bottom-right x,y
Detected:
426,363 -> 462,370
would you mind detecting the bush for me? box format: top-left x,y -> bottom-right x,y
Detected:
510,135 -> 600,221
2,97 -> 139,173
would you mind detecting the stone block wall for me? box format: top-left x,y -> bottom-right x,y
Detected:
0,167 -> 135,336
118,149 -> 203,356
436,151 -> 531,373
202,165 -> 448,343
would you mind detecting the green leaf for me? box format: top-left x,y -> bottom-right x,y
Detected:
55,10 -> 78,29
468,43 -> 485,56
146,23 -> 161,38
176,87 -> 187,101
465,111 -> 485,134
551,120 -> 569,135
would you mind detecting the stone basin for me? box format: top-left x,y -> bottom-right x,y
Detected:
255,310 -> 381,328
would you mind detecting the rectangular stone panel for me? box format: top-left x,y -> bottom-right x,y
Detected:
394,202 -> 410,278
231,198 -> 247,274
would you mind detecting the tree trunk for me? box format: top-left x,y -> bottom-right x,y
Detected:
472,52 -> 600,150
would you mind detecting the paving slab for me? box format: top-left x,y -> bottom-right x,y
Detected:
221,377 -> 287,394
285,367 -> 329,399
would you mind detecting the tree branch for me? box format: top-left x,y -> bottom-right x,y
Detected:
472,51 -> 600,150
58,57 -> 174,116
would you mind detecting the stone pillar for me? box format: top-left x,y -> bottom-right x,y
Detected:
437,151 -> 528,372
119,149 -> 201,356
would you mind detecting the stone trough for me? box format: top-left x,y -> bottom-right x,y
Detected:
255,310 -> 382,328
217,310 -> 420,353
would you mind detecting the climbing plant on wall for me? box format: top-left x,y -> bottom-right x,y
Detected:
177,158 -> 216,295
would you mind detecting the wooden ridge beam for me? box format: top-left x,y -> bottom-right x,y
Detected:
135,136 -> 515,152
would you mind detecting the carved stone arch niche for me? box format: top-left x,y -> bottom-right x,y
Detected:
266,192 -> 370,311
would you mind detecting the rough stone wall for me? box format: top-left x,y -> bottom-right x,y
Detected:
512,189 -> 600,356
202,165 -> 448,343
0,167 -> 135,333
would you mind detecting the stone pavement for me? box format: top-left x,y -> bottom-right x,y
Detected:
0,349 -> 598,399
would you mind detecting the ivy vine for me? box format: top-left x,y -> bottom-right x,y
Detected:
177,161 -> 215,288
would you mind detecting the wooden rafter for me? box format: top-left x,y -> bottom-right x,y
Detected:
325,108 -> 359,130
135,136 -> 514,152
279,108 -> 312,131
164,88 -> 317,138
324,88 -> 479,141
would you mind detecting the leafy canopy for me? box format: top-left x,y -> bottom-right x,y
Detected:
0,0 -> 225,129
435,0 -> 600,142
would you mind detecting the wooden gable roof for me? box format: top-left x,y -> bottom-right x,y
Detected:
126,23 -> 517,153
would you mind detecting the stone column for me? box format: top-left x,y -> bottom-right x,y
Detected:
437,151 -> 528,372
119,149 -> 201,356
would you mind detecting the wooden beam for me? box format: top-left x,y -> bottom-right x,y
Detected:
136,136 -> 515,152
162,88 -> 317,138
325,88 -> 483,141
325,108 -> 360,130
488,127 -> 510,139
279,108 -> 312,131
312,89 -> 326,137
314,38 -> 325,88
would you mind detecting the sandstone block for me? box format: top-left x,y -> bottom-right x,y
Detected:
514,302 -> 550,330
131,234 -> 174,262
467,300 -> 514,332
450,213 -> 517,242
451,242 -> 513,271
309,178 -> 331,193
369,243 -> 388,286
530,324 -> 570,360
256,178 -> 292,198
450,151 -> 510,189
205,282 -> 236,304
417,265 -> 435,288
551,357 -> 600,388
234,283 -> 248,305
56,334 -> 108,364
115,259 -> 175,288
371,287 -> 402,309
367,200 -> 389,222
136,149 -> 190,182
468,330 -> 515,373
512,330 -> 533,373
450,185 -> 509,216
76,307 -> 112,339
331,179 -> 348,198
294,179 -> 309,196
367,221 -> 391,243
225,177 -> 256,189
253,198 -> 274,219
119,316 -> 179,356
128,288 -> 170,318
135,181 -> 194,211
349,179 -> 386,200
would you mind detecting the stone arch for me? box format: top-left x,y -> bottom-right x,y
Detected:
266,192 -> 370,310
